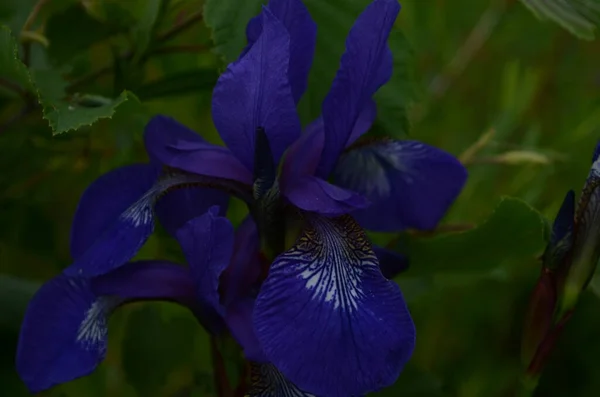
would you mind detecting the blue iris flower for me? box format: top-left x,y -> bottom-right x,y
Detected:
16,0 -> 467,396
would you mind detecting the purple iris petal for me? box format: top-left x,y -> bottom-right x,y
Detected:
280,119 -> 324,189
155,187 -> 229,237
176,207 -> 234,317
254,215 -> 415,396
66,169 -> 232,278
244,0 -> 317,104
144,115 -> 252,184
212,7 -> 301,172
542,190 -> 575,270
69,164 -> 159,260
316,0 -> 399,178
248,363 -> 317,397
221,215 -> 261,306
373,245 -> 409,279
16,261 -> 195,393
334,139 -> 467,231
281,101 -> 377,186
283,175 -> 369,216
65,164 -> 162,277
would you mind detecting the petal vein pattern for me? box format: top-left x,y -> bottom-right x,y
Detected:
295,216 -> 373,312
254,215 -> 415,397
247,363 -> 316,397
75,295 -> 122,349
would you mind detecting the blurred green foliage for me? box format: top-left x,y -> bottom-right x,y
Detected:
1,0 -> 600,396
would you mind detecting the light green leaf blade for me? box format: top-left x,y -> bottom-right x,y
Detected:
401,197 -> 547,276
0,25 -> 33,94
520,0 -> 600,40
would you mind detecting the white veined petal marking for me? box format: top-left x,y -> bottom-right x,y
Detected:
76,296 -> 122,351
119,172 -> 208,227
281,215 -> 379,313
246,363 -> 316,397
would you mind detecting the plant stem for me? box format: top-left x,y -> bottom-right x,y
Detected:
20,0 -> 50,66
66,10 -> 205,93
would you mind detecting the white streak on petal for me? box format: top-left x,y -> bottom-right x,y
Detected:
283,216 -> 379,313
76,296 -> 122,351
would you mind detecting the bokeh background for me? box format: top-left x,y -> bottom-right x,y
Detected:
1,0 -> 600,396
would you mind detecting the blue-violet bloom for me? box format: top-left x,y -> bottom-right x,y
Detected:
16,0 -> 467,396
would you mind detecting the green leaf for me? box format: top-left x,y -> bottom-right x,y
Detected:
121,304 -> 198,397
0,25 -> 33,95
520,0 -> 600,40
132,0 -> 162,62
135,69 -> 218,100
32,69 -> 135,134
400,197 -> 547,276
202,0 -> 413,137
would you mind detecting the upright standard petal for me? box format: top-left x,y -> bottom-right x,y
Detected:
254,215 -> 415,396
144,115 -> 252,184
212,7 -> 301,172
283,175 -> 369,216
17,262 -> 200,393
334,139 -> 467,231
317,0 -> 400,178
247,363 -> 316,397
176,207 -> 234,316
281,101 -> 376,186
244,0 -> 317,104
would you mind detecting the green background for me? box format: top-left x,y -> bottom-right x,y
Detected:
1,0 -> 600,396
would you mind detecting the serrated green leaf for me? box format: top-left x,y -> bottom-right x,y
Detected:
202,0 -> 413,137
400,197 -> 547,276
0,25 -> 33,95
32,69 -> 135,134
520,0 -> 600,40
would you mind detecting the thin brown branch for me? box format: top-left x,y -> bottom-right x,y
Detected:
157,10 -> 204,43
0,78 -> 26,97
67,10 -> 205,92
151,44 -> 208,56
